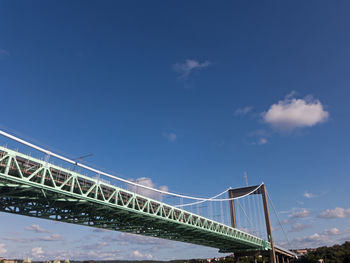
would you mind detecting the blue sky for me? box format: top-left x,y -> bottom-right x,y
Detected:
1,0 -> 350,260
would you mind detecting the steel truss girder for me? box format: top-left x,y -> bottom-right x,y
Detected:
0,146 -> 271,252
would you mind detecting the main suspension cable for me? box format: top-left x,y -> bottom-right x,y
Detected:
0,129 -> 262,202
174,188 -> 229,207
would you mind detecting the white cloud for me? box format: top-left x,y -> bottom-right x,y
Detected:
258,138 -> 268,145
304,192 -> 315,198
0,243 -> 7,254
318,207 -> 350,219
291,228 -> 342,248
262,94 -> 329,131
25,224 -> 49,233
173,59 -> 210,78
289,208 -> 311,218
132,250 -> 142,257
132,250 -> 153,259
293,233 -> 330,248
162,132 -> 177,142
32,247 -> 44,259
234,106 -> 253,116
128,177 -> 169,200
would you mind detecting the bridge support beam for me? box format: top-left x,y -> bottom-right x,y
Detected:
261,184 -> 276,263
228,189 -> 236,228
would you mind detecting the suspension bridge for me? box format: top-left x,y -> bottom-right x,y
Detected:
0,130 -> 296,263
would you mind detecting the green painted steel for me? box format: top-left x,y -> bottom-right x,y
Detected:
0,146 -> 271,253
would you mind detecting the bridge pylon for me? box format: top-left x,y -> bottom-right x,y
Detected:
228,183 -> 276,263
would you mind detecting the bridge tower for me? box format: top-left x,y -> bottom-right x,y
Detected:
228,184 -> 276,263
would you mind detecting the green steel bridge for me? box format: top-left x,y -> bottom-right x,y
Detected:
0,131 -> 297,262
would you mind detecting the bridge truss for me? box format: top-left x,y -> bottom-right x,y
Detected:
0,146 -> 270,253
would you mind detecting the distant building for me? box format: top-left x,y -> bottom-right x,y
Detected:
294,249 -> 308,255
1,258 -> 31,263
292,248 -> 316,256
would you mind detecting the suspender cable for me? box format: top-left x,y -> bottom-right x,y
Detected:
266,190 -> 292,249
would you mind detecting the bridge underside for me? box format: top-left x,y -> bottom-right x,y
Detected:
0,178 -> 258,252
0,146 -> 271,254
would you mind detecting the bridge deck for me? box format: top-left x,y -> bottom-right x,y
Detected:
0,146 -> 270,253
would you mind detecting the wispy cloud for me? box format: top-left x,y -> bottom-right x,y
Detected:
250,137 -> 268,145
318,207 -> 350,219
280,219 -> 292,225
289,208 -> 311,219
173,59 -> 210,78
37,234 -> 63,241
131,250 -> 153,260
248,129 -> 271,146
258,137 -> 268,145
85,250 -> 121,260
234,106 -> 253,116
30,246 -> 121,261
162,132 -> 177,142
0,243 -> 7,254
4,234 -> 63,243
262,93 -> 329,131
104,232 -> 174,250
0,49 -> 10,60
25,224 -> 49,233
289,223 -> 311,232
290,228 -> 341,248
322,228 -> 340,236
79,241 -> 109,251
92,228 -> 111,233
